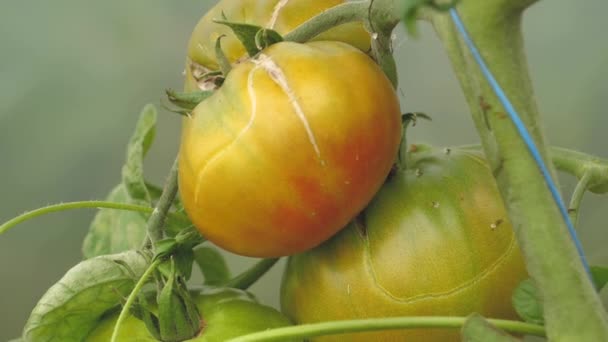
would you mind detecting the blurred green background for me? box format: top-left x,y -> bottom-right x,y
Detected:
1,0 -> 607,339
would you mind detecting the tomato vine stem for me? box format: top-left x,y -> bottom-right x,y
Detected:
144,157 -> 180,247
431,2 -> 608,340
568,172 -> 592,228
226,316 -> 545,342
224,258 -> 280,290
0,201 -> 188,236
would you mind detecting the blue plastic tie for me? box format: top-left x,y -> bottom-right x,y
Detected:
448,8 -> 591,277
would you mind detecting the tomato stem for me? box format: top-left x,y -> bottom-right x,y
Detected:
568,172 -> 592,228
283,2 -> 368,43
225,316 -> 545,342
144,157 -> 180,247
431,2 -> 608,340
224,258 -> 280,290
0,201 -> 188,236
110,258 -> 162,342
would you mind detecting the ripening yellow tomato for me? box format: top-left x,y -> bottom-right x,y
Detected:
184,0 -> 370,91
281,145 -> 528,341
178,40 -> 401,257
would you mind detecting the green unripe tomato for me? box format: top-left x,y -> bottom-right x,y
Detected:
87,287 -> 297,341
281,144 -> 528,341
184,0 -> 371,91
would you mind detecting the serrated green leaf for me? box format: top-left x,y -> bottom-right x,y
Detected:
82,184 -> 148,258
122,104 -> 157,205
512,279 -> 544,325
462,314 -> 520,341
194,246 -> 231,286
592,266 -> 608,291
23,251 -> 149,342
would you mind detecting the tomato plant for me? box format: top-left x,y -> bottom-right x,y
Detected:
281,144 -> 528,341
2,0 -> 608,341
178,40 -> 401,257
86,287 -> 296,342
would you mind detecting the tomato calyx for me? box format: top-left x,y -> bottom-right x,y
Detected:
393,112 -> 432,172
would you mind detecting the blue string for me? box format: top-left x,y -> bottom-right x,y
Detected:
448,9 -> 591,277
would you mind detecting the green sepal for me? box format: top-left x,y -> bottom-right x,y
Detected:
255,28 -> 283,51
166,89 -> 214,110
215,35 -> 232,76
131,294 -> 163,341
214,20 -> 283,56
157,259 -> 201,341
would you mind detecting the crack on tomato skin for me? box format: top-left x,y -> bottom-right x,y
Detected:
268,0 -> 290,29
193,65 -> 261,205
252,53 -> 326,167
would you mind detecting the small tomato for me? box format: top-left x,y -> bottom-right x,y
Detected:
178,41 -> 401,257
281,144 -> 528,341
86,287 -> 296,342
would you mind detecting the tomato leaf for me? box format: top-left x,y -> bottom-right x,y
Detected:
22,251 -> 149,342
82,184 -> 148,258
512,279 -> 544,325
512,268 -> 607,327
461,314 -> 520,341
122,104 -> 157,206
194,246 -> 231,285
591,266 -> 608,291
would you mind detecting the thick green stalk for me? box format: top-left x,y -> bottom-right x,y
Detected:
430,2 -> 608,340
145,157 -> 180,246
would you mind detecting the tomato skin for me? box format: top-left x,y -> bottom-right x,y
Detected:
178,40 -> 401,257
86,287 -> 296,342
280,144 -> 528,341
187,0 -> 370,69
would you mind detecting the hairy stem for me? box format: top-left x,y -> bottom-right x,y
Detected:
430,2 -> 608,340
145,157 -> 180,246
284,1 -> 368,43
226,316 -> 545,342
0,201 -> 188,236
